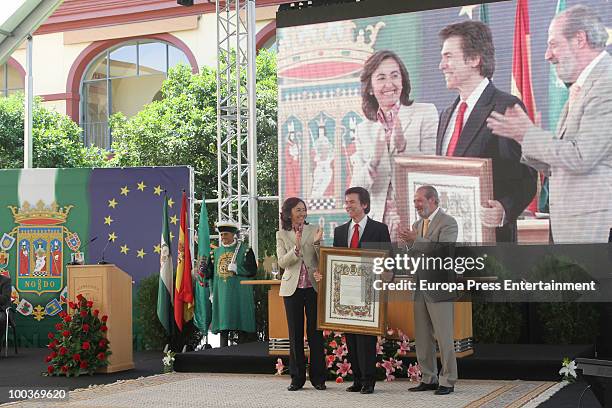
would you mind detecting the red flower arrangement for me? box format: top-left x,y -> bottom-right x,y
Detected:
45,294 -> 112,377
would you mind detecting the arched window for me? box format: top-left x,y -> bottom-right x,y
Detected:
0,62 -> 24,96
81,40 -> 190,148
256,21 -> 277,53
260,34 -> 277,52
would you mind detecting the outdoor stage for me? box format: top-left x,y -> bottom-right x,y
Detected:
0,343 -> 602,407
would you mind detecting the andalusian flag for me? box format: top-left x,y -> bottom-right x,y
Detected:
193,193 -> 212,333
511,0 -> 538,213
479,3 -> 489,24
547,0 -> 568,130
541,0 -> 568,212
174,191 -> 194,331
157,195 -> 174,335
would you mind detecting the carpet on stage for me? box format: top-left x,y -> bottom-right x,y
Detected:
0,342 -> 601,407
0,372 -> 562,408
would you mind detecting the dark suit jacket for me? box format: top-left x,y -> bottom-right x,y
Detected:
437,82 -> 537,242
333,216 -> 391,248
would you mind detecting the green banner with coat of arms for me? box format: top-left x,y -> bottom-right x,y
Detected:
0,168 -> 89,346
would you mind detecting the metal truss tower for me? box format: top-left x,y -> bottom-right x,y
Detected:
216,0 -> 258,256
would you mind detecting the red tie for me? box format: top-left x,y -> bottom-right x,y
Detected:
446,101 -> 468,156
350,224 -> 360,248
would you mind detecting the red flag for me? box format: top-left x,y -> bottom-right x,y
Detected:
174,191 -> 194,331
511,0 -> 536,120
511,0 -> 538,213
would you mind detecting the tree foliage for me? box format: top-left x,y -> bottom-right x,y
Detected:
0,52 -> 279,255
110,50 -> 279,256
0,94 -> 108,168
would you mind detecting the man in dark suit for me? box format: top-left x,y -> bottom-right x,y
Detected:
333,186 -> 391,394
400,186 -> 458,395
437,20 -> 536,243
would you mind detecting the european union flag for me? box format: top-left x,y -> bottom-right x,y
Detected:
88,167 -> 191,283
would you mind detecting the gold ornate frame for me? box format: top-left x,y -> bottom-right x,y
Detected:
317,247 -> 388,336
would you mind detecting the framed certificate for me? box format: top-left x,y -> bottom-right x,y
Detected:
317,247 -> 388,336
395,155 -> 495,244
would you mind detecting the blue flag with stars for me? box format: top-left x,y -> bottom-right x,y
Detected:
88,167 -> 191,283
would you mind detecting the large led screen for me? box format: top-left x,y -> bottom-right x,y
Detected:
277,0 -> 612,245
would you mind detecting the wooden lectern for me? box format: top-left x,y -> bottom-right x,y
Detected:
67,264 -> 134,373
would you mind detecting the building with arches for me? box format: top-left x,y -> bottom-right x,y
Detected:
6,0 -> 281,149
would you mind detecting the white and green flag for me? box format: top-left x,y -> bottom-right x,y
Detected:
157,195 -> 174,335
193,193 -> 212,333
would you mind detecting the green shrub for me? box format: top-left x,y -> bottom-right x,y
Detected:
469,255 -> 523,343
253,261 -> 269,341
536,303 -> 599,344
527,256 -> 600,344
0,93 -> 108,168
472,302 -> 523,343
109,50 -> 278,256
134,274 -> 168,351
134,274 -> 206,351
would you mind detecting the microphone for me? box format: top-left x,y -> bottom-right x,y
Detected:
98,237 -> 112,265
68,236 -> 98,266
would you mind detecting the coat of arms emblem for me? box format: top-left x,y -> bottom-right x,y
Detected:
8,201 -> 77,296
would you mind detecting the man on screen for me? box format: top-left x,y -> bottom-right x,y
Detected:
437,21 -> 537,243
332,187 -> 390,394
487,5 -> 612,244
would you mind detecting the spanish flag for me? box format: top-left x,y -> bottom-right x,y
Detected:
174,191 -> 194,331
511,0 -> 538,213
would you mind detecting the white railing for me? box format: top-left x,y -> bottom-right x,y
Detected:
81,121 -> 110,149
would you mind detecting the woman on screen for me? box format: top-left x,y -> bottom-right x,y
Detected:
275,197 -> 326,392
351,50 -> 438,240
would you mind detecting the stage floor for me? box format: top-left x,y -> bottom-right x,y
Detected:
0,348 -> 163,405
0,343 -> 600,407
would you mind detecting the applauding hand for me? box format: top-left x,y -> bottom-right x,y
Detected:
393,116 -> 406,153
481,200 -> 505,228
314,227 -> 323,243
398,226 -> 417,244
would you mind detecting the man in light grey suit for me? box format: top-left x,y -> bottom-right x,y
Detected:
399,185 -> 458,395
487,5 -> 612,243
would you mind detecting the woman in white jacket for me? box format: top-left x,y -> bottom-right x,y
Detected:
351,50 -> 438,240
276,197 -> 326,391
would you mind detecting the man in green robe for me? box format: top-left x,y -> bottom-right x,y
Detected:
207,221 -> 257,347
